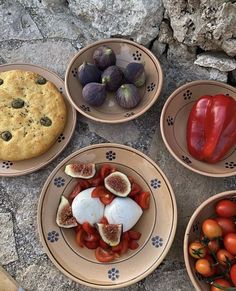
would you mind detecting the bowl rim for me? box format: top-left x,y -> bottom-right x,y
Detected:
160,80 -> 236,178
183,190 -> 236,291
65,38 -> 163,124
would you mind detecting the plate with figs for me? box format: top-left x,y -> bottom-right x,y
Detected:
65,38 -> 163,123
37,143 -> 177,288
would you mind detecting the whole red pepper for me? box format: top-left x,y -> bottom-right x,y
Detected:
187,94 -> 236,163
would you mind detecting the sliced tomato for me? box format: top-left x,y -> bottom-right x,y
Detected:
84,241 -> 99,249
128,230 -> 141,240
83,232 -> 100,242
68,183 -> 82,203
100,194 -> 115,205
112,242 -> 123,252
99,239 -> 110,249
135,191 -> 150,210
77,179 -> 91,190
82,222 -> 97,234
74,224 -> 82,233
99,216 -> 109,224
95,247 -> 115,262
120,232 -> 129,255
88,175 -> 103,187
76,228 -> 85,248
99,164 -> 116,180
129,182 -> 142,197
129,240 -> 139,250
92,186 -> 115,205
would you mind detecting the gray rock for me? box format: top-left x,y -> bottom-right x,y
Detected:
222,39 -> 236,57
194,52 -> 236,72
167,41 -> 197,64
0,212 -> 18,265
0,39 -> 77,78
228,69 -> 236,86
0,0 -> 42,41
163,0 -> 236,56
151,40 -> 166,58
68,0 -> 164,45
158,21 -> 173,44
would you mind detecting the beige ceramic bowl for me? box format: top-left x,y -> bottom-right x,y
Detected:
184,190 -> 236,291
65,38 -> 163,123
160,80 -> 236,177
37,143 -> 177,288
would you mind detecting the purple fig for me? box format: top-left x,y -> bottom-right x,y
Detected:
116,84 -> 141,109
101,66 -> 123,92
82,83 -> 106,107
124,62 -> 145,87
93,46 -> 116,70
78,62 -> 101,86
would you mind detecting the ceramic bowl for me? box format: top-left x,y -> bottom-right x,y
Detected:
184,190 -> 236,291
65,38 -> 163,123
160,80 -> 236,177
38,143 -> 177,288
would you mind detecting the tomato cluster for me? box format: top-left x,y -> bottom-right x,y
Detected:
69,163 -> 150,262
189,199 -> 236,290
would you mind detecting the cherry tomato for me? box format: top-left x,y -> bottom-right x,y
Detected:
68,183 -> 82,203
120,232 -> 129,254
230,264 -> 236,286
128,230 -> 141,240
216,249 -> 234,265
135,191 -> 150,210
77,179 -> 90,190
82,222 -> 97,234
207,239 -> 220,253
83,232 -> 100,243
215,199 -> 236,218
195,257 -> 215,277
87,175 -> 103,187
129,182 -> 142,197
215,217 -> 236,236
84,241 -> 99,249
224,233 -> 236,255
129,240 -> 139,250
99,164 -> 116,180
99,193 -> 115,205
95,247 -> 115,262
211,279 -> 231,291
74,224 -> 82,233
99,239 -> 109,249
189,241 -> 207,259
76,228 -> 85,247
202,219 -> 222,239
92,186 -> 115,205
112,242 -> 123,252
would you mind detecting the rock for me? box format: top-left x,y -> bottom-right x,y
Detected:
0,0 -> 42,41
194,52 -> 236,72
163,0 -> 236,56
228,69 -> 236,86
167,41 -> 197,64
158,21 -> 173,44
151,40 -> 166,58
0,213 -> 18,265
0,39 -> 77,78
68,0 -> 164,45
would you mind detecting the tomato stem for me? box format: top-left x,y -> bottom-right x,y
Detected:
211,282 -> 236,290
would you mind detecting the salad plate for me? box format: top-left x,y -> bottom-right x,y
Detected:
37,143 -> 177,288
0,63 -> 76,177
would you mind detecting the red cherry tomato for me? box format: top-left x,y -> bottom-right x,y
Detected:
224,233 -> 236,255
75,228 -> 85,247
215,217 -> 236,236
135,191 -> 150,209
230,264 -> 236,286
99,193 -> 115,205
92,186 -> 115,205
84,241 -> 99,249
112,242 -> 123,252
82,222 -> 97,234
129,182 -> 142,197
83,232 -> 100,243
129,240 -> 139,250
211,279 -> 231,291
189,241 -> 207,259
202,219 -> 222,239
95,247 -> 115,262
207,239 -> 220,253
195,256 -> 215,277
99,164 -> 116,180
216,249 -> 234,265
128,230 -> 142,240
215,199 -> 236,218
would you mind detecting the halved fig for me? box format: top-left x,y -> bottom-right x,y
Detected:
96,223 -> 122,246
56,196 -> 78,228
104,171 -> 131,197
65,163 -> 96,179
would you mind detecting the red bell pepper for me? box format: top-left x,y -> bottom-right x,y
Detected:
187,94 -> 236,163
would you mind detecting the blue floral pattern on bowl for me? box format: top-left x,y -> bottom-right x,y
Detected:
47,231 -> 59,242
108,268 -> 119,281
54,177 -> 65,187
1,161 -> 13,169
106,151 -> 116,161
150,178 -> 161,189
151,236 -> 164,248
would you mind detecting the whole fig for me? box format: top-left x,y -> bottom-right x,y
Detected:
124,63 -> 145,87
78,62 -> 101,86
82,83 -> 106,107
116,84 -> 141,109
102,66 -> 123,92
93,46 -> 116,70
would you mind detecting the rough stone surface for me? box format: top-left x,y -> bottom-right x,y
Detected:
0,213 -> 18,265
163,0 -> 236,56
194,52 -> 236,72
0,1 -> 235,290
68,0 -> 164,45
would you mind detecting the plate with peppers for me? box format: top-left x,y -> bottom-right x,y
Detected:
160,80 -> 236,177
37,143 -> 177,288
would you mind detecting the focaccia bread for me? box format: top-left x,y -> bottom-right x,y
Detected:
0,70 -> 67,161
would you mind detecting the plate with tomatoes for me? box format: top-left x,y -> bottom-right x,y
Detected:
37,143 -> 177,288
184,190 -> 236,291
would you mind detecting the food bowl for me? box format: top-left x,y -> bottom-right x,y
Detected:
65,38 -> 163,123
37,143 -> 177,288
160,80 -> 236,177
184,190 -> 236,291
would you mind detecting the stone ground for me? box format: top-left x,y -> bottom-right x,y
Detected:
0,1 -> 236,291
